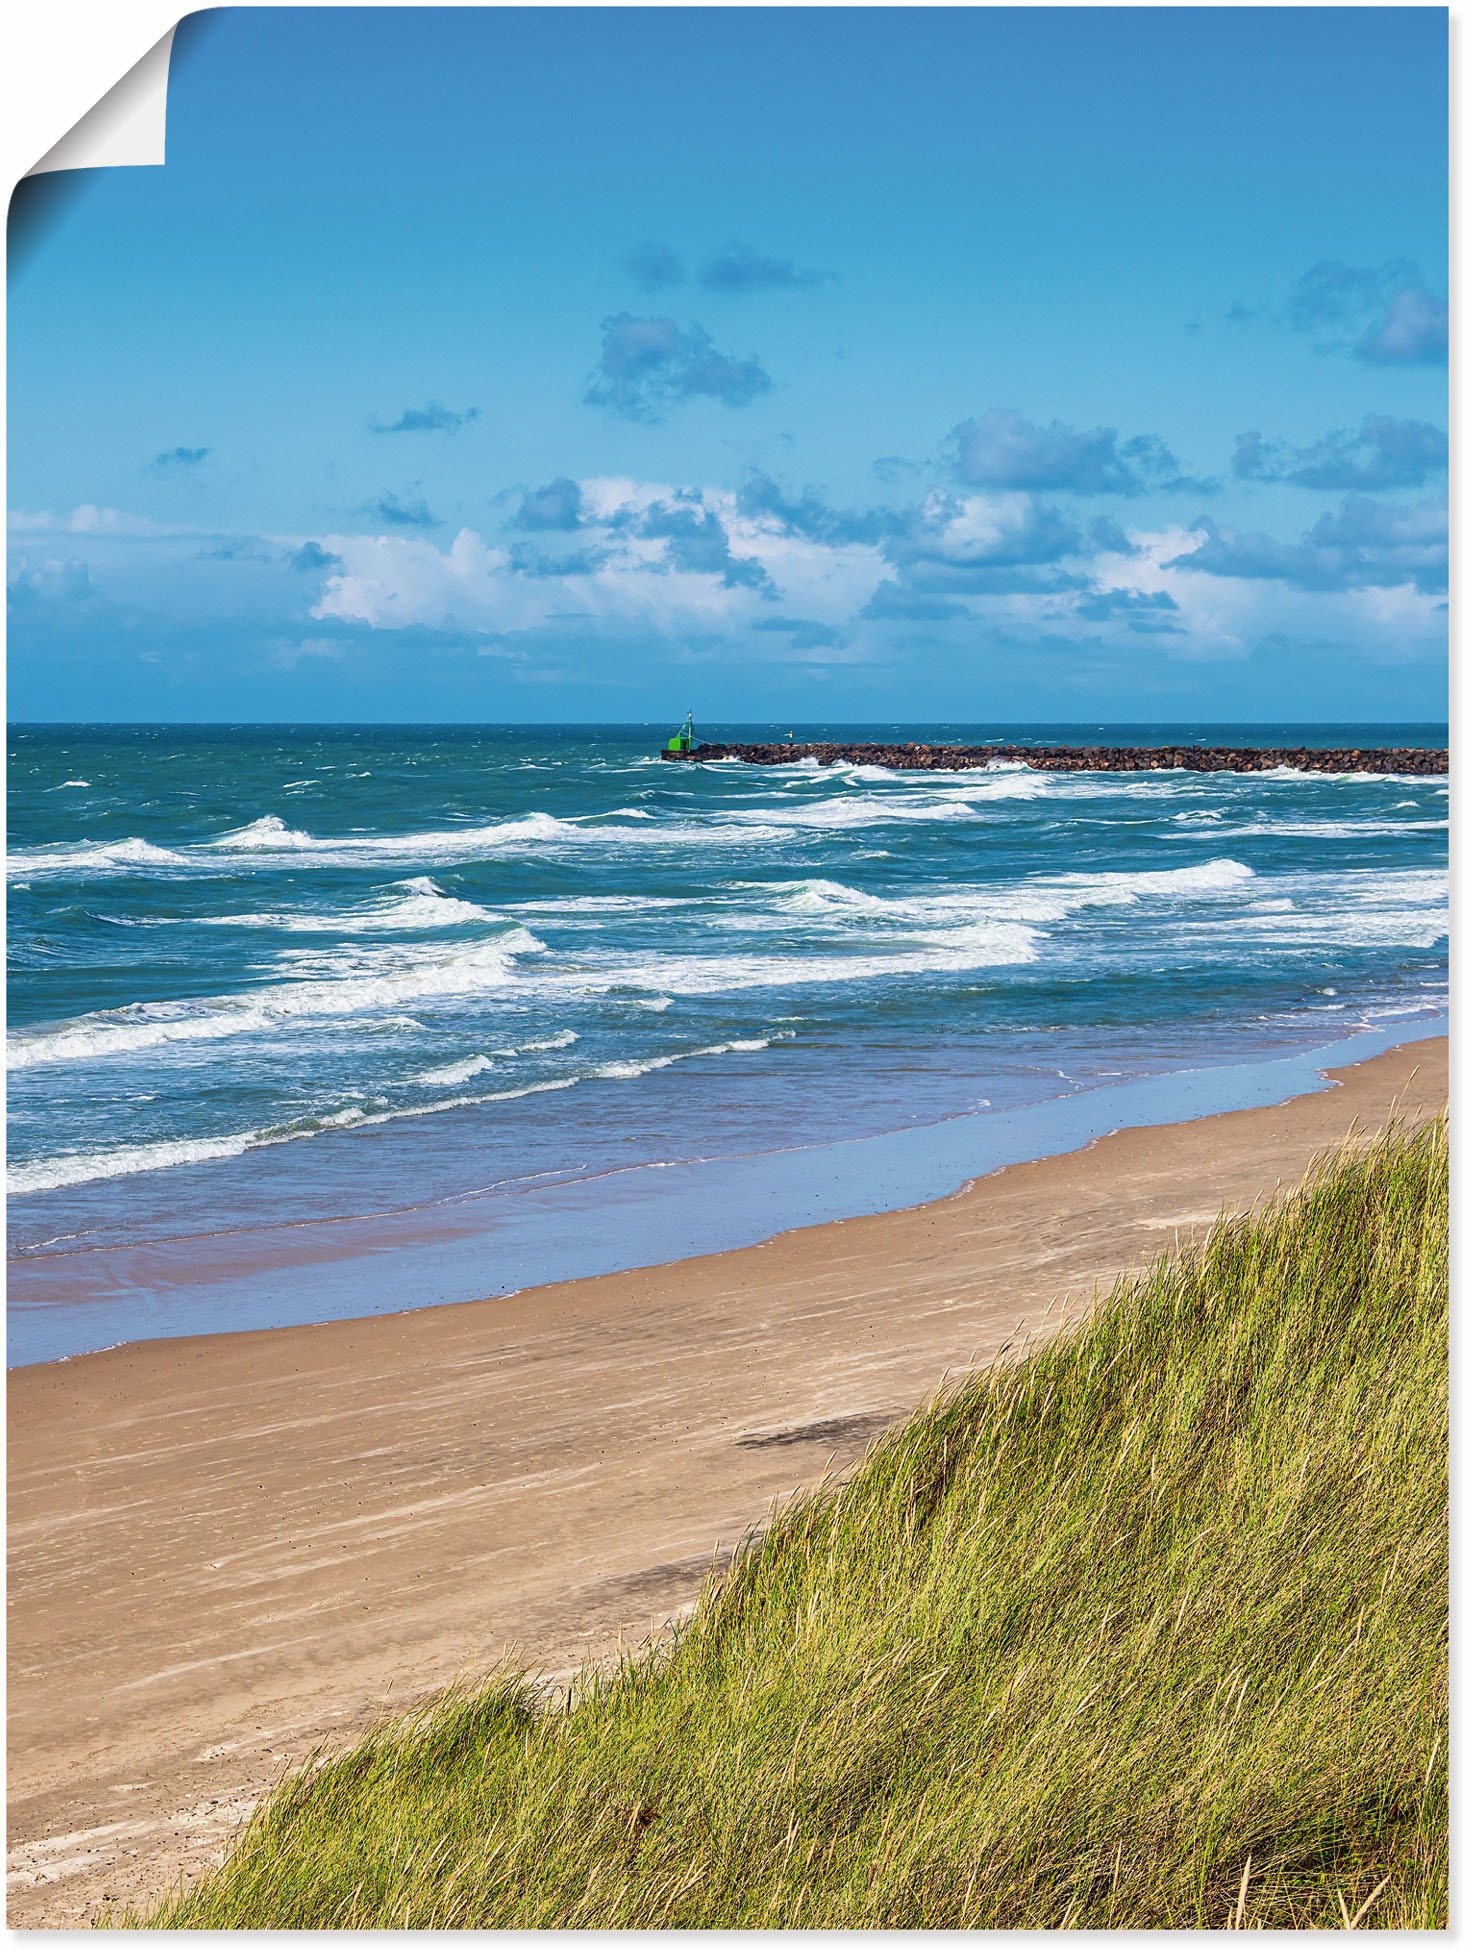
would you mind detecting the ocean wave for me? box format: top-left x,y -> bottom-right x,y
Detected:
1176,867 -> 1446,951
725,859 -> 1257,932
552,923 -> 1042,997
1050,858 -> 1256,898
410,1029 -> 579,1086
205,810 -> 583,862
590,1034 -> 782,1080
7,1076 -> 582,1195
410,1053 -> 500,1087
1181,819 -> 1448,841
507,893 -> 687,915
7,929 -> 546,1071
9,1033 -> 781,1193
718,778 -> 1049,829
7,779 -> 1066,884
6,835 -> 189,878
1188,909 -> 1447,951
201,877 -> 501,932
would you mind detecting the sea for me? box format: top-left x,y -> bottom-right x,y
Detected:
8,722 -> 1448,1367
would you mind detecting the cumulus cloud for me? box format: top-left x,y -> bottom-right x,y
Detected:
637,498 -> 775,591
14,479 -> 1443,694
148,446 -> 209,474
361,492 -> 438,528
7,559 -> 96,607
735,473 -> 905,547
950,409 -> 1214,496
8,504 -> 166,535
1169,495 -> 1447,594
624,241 -> 685,293
304,472 -> 890,644
1087,515 -> 1139,556
1233,415 -> 1447,492
872,455 -> 924,484
1359,284 -> 1449,365
734,474 -> 1095,599
289,540 -> 343,572
885,490 -> 1086,594
1073,586 -> 1183,634
513,477 -> 584,531
859,585 -> 970,623
197,539 -> 273,562
698,243 -> 826,293
583,314 -> 772,420
371,402 -> 479,434
1286,258 -> 1448,366
312,520 -> 768,639
506,542 -> 609,579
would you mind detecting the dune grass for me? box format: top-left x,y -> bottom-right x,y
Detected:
132,1115 -> 1448,1930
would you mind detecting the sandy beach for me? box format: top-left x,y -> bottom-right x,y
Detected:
6,1034 -> 1445,1927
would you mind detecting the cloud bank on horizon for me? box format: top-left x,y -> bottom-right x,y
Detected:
7,7 -> 1447,722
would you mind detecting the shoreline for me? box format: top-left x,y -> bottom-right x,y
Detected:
6,1033 -> 1446,1926
8,1015 -> 1448,1369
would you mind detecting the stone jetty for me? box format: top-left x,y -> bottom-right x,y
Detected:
660,742 -> 1447,776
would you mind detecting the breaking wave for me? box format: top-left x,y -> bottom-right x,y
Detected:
7,928 -> 545,1071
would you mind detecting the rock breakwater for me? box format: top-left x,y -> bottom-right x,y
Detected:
661,743 -> 1447,776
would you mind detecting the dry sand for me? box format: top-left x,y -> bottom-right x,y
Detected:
6,1036 -> 1445,1926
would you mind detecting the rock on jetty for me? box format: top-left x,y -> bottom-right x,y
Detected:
661,742 -> 1447,776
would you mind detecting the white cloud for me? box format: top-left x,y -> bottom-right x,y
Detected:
8,504 -> 168,536
311,479 -> 894,641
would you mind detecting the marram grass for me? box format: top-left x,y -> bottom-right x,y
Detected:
131,1116 -> 1447,1930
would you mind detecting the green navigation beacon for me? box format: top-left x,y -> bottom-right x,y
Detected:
665,711 -> 696,755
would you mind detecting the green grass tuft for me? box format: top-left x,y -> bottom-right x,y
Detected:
130,1116 -> 1448,1929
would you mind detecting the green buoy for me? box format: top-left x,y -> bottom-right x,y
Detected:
665,711 -> 696,755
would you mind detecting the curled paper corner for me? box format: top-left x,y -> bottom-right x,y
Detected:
26,27 -> 178,176
9,13 -> 220,278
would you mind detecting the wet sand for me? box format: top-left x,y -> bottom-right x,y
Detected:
6,1035 -> 1445,1926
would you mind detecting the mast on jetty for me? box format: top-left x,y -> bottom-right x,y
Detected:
665,711 -> 696,755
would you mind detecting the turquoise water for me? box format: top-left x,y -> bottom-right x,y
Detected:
8,723 -> 1448,1362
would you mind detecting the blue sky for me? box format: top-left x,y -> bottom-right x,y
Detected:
8,5 -> 1448,722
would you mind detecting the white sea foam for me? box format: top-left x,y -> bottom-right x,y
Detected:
1049,858 -> 1256,899
550,923 -> 1042,998
591,1035 -> 779,1080
410,1054 -> 499,1087
8,1076 -> 582,1194
11,777 -> 1065,884
201,884 -> 499,932
181,778 -> 1062,868
410,1029 -> 579,1086
1184,819 -> 1448,841
7,929 -> 545,1071
211,814 -> 320,849
718,778 -> 1048,831
1176,867 -> 1446,951
725,859 -> 1257,935
9,1032 -> 781,1194
204,809 -> 582,865
507,894 -> 686,915
6,836 -> 189,878
1190,909 -> 1447,951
